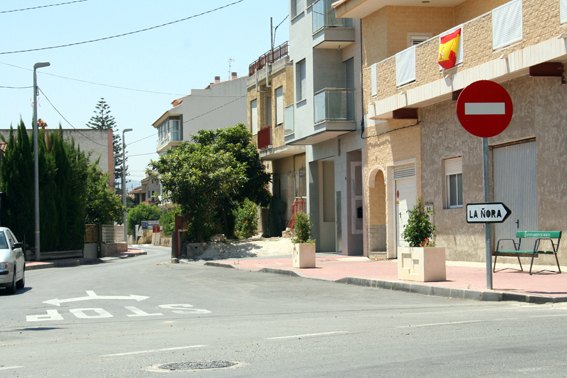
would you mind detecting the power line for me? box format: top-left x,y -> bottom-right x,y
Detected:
38,87 -> 108,147
0,0 -> 86,14
0,0 -> 245,55
0,85 -> 32,89
0,61 -> 184,96
130,152 -> 158,158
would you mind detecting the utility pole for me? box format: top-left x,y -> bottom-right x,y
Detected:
122,128 -> 133,244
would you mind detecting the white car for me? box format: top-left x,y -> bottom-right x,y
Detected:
0,227 -> 25,295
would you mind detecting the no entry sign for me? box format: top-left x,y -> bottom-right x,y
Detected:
456,80 -> 513,138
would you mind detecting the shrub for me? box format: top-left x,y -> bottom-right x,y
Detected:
293,212 -> 313,243
127,203 -> 161,236
159,204 -> 181,237
402,199 -> 435,247
233,199 -> 258,239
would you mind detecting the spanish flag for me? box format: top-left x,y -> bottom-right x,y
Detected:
438,28 -> 461,70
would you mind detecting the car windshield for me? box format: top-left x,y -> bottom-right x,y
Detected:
0,231 -> 8,249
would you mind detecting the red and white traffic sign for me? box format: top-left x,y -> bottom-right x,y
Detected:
456,80 -> 513,138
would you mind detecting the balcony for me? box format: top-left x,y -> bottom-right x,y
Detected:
288,88 -> 356,145
257,126 -> 271,150
314,88 -> 355,124
369,0 -> 567,120
312,0 -> 354,49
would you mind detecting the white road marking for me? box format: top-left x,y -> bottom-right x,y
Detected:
44,290 -> 149,306
266,331 -> 348,340
70,308 -> 113,319
0,366 -> 23,371
101,345 -> 207,357
26,309 -> 64,322
398,320 -> 483,328
465,102 -> 505,115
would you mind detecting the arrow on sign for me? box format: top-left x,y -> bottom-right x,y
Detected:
44,290 -> 149,307
466,202 -> 511,224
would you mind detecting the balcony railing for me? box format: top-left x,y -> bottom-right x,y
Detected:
248,42 -> 289,76
373,0 -> 561,107
314,88 -> 354,124
312,0 -> 353,34
257,126 -> 271,150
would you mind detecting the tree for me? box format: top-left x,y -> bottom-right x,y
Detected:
86,98 -> 124,194
149,124 -> 271,241
192,124 -> 271,236
0,122 -> 90,252
85,161 -> 123,225
149,141 -> 246,242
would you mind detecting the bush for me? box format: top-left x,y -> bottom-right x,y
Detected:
233,199 -> 258,239
402,199 -> 435,247
159,205 -> 181,237
293,212 -> 313,243
127,203 -> 161,236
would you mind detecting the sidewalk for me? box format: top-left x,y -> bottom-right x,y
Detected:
203,254 -> 567,304
25,247 -> 146,271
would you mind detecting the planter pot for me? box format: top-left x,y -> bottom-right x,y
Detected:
292,242 -> 316,268
397,247 -> 446,282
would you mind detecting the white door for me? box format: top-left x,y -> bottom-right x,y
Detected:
395,166 -> 417,250
494,141 -> 537,246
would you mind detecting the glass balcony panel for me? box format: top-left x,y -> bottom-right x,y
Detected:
312,0 -> 353,34
284,105 -> 295,136
314,88 -> 354,124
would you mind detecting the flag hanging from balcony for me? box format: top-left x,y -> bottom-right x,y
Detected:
438,28 -> 461,70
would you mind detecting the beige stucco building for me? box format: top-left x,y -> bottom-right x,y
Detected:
247,42 -> 306,235
335,0 -> 567,266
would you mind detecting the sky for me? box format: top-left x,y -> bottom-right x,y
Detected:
0,0 -> 289,187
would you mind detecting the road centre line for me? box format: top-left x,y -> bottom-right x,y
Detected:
101,345 -> 207,357
0,366 -> 23,371
397,320 -> 483,328
266,331 -> 348,340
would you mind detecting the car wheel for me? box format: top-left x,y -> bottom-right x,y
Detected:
16,266 -> 25,290
8,267 -> 17,295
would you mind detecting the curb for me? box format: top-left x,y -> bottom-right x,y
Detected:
203,262 -> 565,304
25,249 -> 147,271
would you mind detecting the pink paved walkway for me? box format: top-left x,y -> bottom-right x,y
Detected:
216,254 -> 567,302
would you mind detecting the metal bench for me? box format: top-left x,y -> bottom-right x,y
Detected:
492,231 -> 562,275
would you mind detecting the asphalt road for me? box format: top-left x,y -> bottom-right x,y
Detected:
2,246 -> 567,377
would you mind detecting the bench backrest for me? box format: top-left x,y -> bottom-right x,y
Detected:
516,230 -> 562,239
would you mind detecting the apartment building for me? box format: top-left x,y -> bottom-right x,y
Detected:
334,0 -> 567,265
247,42 -> 306,235
153,74 -> 247,155
287,0 -> 364,254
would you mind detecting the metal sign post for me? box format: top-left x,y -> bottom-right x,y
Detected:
483,138 -> 492,289
457,80 -> 514,290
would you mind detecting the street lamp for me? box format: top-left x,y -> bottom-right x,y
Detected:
33,62 -> 50,261
122,128 -> 133,243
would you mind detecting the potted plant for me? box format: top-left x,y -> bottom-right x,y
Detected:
397,199 -> 446,282
292,212 -> 316,268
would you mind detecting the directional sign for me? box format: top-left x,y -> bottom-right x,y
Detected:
466,202 -> 511,224
43,290 -> 149,307
457,80 -> 513,138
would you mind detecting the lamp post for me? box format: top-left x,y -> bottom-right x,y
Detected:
33,62 -> 50,261
122,128 -> 133,243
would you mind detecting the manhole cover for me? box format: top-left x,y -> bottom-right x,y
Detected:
157,360 -> 238,371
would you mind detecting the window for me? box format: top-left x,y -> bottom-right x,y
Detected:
445,157 -> 463,208
296,59 -> 306,102
408,33 -> 431,46
291,0 -> 306,18
250,99 -> 258,135
275,87 -> 284,125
